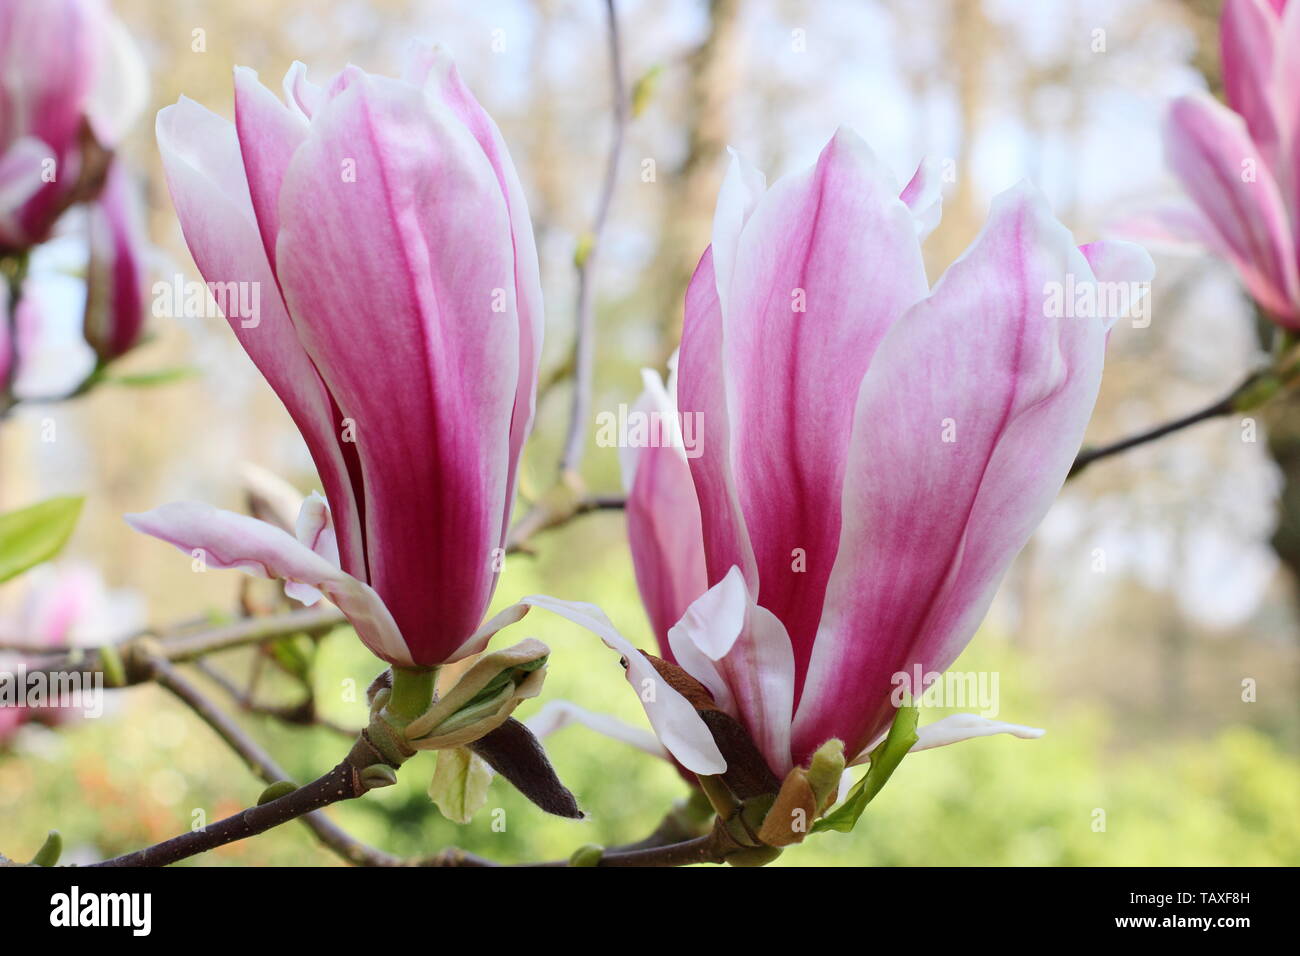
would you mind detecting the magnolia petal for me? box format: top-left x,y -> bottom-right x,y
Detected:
233,66 -> 309,275
414,42 -> 545,558
125,502 -> 410,665
155,97 -> 366,577
85,13 -> 149,147
900,158 -> 943,241
1164,94 -> 1300,324
526,699 -> 669,760
911,714 -> 1045,753
282,61 -> 326,120
275,71 -> 519,665
678,247 -> 758,593
793,182 -> 1106,765
1220,0 -> 1284,167
623,368 -> 709,656
285,491 -> 340,605
711,147 -> 767,318
717,128 -> 930,683
664,568 -> 794,774
515,594 -> 726,775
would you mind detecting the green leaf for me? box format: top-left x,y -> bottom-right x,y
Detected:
0,496 -> 84,584
106,366 -> 198,388
813,704 -> 919,834
428,747 -> 493,824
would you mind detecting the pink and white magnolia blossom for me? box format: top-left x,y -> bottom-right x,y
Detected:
1133,0 -> 1300,325
0,0 -> 147,251
130,44 -> 544,668
570,129 -> 1154,780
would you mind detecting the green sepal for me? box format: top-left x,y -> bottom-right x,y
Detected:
813,704 -> 919,834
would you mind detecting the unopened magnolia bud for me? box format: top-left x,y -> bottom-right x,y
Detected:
257,781 -> 297,805
805,739 -> 846,812
30,831 -> 61,867
360,764 -> 399,789
569,844 -> 604,867
726,845 -> 782,868
405,639 -> 550,751
757,739 -> 846,847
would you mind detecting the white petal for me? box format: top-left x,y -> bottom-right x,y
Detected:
526,699 -> 668,759
515,594 -> 726,775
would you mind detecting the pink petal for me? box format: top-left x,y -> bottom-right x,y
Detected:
415,45 -> 545,555
282,62 -> 326,120
1164,94 -> 1300,324
624,370 -> 708,652
126,502 -> 410,664
155,97 -> 367,580
900,158 -> 944,240
285,491 -> 340,605
274,72 -> 520,665
233,66 -> 308,275
715,129 -> 930,690
1220,0 -> 1284,167
678,247 -> 759,593
792,182 -> 1109,765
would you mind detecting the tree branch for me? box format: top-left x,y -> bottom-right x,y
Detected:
15,606 -> 345,685
558,0 -> 628,481
1069,370 -> 1265,479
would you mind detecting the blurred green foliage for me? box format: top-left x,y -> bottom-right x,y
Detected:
2,519 -> 1296,867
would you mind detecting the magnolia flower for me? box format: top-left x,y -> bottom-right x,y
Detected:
133,43 -> 543,671
0,0 -> 147,252
551,129 -> 1154,781
1134,0 -> 1299,325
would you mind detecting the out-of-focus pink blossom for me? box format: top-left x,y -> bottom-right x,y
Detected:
1137,0 -> 1300,326
0,0 -> 147,252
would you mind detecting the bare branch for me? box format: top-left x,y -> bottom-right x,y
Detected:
558,0 -> 628,481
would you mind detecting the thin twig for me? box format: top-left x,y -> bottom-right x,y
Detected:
193,658 -> 357,737
506,493 -> 626,553
16,606 -> 345,684
1069,370 -> 1264,479
558,0 -> 628,480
